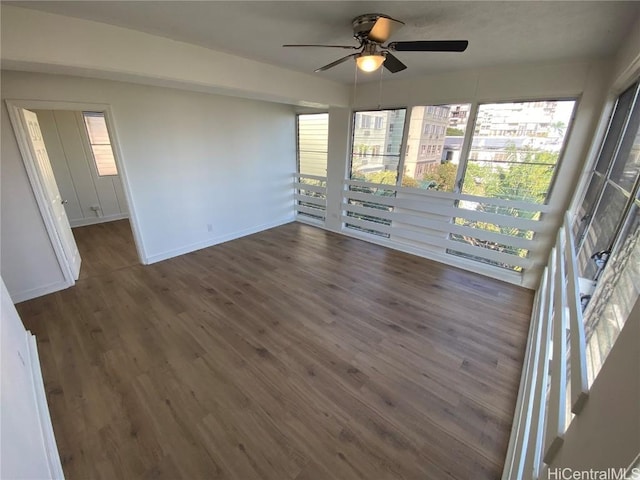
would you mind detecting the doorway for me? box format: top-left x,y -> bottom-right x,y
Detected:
6,100 -> 144,289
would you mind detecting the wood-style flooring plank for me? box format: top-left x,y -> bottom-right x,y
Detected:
17,221 -> 533,480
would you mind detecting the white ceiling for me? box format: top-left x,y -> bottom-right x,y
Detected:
9,1 -> 640,84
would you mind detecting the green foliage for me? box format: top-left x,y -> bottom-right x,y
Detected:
446,127 -> 465,136
463,145 -> 557,203
400,175 -> 419,188
455,145 -> 559,268
365,170 -> 397,186
422,162 -> 458,191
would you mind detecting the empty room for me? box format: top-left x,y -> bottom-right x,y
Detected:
1,2 -> 639,479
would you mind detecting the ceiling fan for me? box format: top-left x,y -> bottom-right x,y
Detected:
283,13 -> 469,74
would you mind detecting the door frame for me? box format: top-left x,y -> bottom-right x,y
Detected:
6,100 -> 147,286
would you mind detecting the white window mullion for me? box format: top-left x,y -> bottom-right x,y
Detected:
396,105 -> 413,188
454,101 -> 479,193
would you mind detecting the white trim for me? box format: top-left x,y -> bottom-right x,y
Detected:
11,281 -> 73,303
145,218 -> 294,264
294,173 -> 327,183
294,193 -> 326,207
70,213 -> 129,228
564,212 -> 589,413
4,99 -> 147,266
295,214 -> 326,227
343,202 -> 536,250
10,280 -> 71,304
345,189 -> 546,232
293,182 -> 326,194
341,215 -> 534,269
26,332 -> 65,480
502,268 -> 547,480
543,240 -> 568,465
296,205 -> 326,219
344,178 -> 554,213
90,107 -> 147,263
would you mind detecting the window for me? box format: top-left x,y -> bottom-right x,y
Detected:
297,113 -> 329,176
359,114 -> 372,129
449,100 -> 576,271
296,113 -> 329,221
350,109 -> 406,185
403,104 -> 471,191
582,202 -> 638,385
461,100 -> 576,203
346,101 -> 577,273
575,82 -> 640,280
576,81 -> 639,384
82,112 -> 118,176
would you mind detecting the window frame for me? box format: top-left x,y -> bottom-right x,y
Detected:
82,111 -> 119,177
348,97 -> 578,202
348,107 -> 409,186
296,112 -> 329,177
576,82 -> 640,253
452,97 -> 579,202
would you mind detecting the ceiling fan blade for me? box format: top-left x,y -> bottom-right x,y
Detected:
283,44 -> 358,50
388,40 -> 469,52
368,16 -> 405,44
315,53 -> 358,72
383,52 -> 407,73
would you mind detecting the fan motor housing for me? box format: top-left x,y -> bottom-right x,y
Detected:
352,13 -> 390,39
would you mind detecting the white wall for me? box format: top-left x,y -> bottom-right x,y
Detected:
0,276 -> 63,479
35,109 -> 129,227
612,15 -> 640,91
0,5 -> 349,108
1,70 -> 296,301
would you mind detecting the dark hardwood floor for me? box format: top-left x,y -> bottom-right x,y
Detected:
17,221 -> 533,480
73,219 -> 139,280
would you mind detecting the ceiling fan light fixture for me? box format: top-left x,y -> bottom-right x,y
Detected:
356,53 -> 385,72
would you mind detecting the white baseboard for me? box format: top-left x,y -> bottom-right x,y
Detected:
11,280 -> 71,304
145,217 -> 295,264
294,214 -> 326,228
70,213 -> 128,228
26,332 -> 65,479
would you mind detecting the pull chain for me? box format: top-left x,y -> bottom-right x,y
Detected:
352,61 -> 359,107
377,63 -> 384,110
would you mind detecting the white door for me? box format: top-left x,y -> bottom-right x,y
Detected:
18,108 -> 81,280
